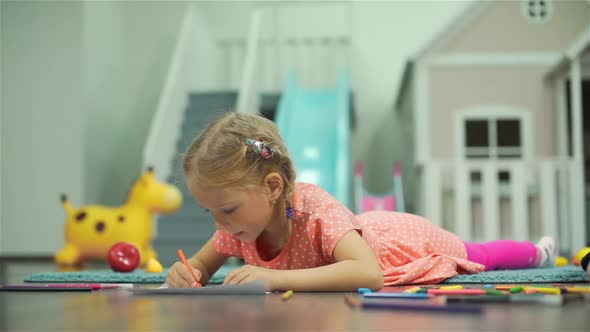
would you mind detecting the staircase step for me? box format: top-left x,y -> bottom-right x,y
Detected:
157,215 -> 215,237
159,209 -> 211,221
188,91 -> 238,102
154,216 -> 216,266
153,238 -> 212,266
167,200 -> 210,218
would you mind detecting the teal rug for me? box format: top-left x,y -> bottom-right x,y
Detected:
442,266 -> 587,284
24,265 -> 587,285
24,265 -> 234,284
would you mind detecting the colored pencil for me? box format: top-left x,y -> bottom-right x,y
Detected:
345,294 -> 482,314
0,285 -> 93,292
177,249 -> 202,288
428,289 -> 487,295
446,294 -> 566,305
0,283 -> 133,291
362,292 -> 430,299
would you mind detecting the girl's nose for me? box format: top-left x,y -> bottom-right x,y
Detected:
214,219 -> 230,231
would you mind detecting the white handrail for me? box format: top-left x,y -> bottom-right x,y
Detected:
142,5 -> 194,179
236,9 -> 262,114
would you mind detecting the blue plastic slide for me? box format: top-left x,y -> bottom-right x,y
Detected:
275,71 -> 352,209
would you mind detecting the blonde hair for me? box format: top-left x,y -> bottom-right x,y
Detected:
182,112 -> 296,206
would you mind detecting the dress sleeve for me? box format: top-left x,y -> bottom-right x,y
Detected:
212,230 -> 243,258
302,184 -> 361,261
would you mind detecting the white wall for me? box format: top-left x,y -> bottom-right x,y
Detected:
191,2 -> 352,91
84,1 -> 128,207
189,4 -> 225,92
1,1 -> 84,254
353,1 -> 474,194
1,1 -> 186,255
84,1 -> 185,206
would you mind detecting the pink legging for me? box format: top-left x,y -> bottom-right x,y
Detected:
464,240 -> 538,271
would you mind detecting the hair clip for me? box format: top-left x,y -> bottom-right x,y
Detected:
286,207 -> 294,220
245,139 -> 273,160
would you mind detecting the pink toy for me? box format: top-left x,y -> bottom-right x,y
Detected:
354,161 -> 405,214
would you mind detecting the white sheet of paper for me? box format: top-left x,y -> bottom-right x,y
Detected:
130,281 -> 266,295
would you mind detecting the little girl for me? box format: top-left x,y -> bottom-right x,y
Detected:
166,112 -> 557,291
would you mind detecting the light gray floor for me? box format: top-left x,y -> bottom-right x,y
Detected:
1,259 -> 588,331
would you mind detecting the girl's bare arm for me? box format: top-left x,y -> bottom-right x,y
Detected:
270,230 -> 384,291
187,237 -> 229,285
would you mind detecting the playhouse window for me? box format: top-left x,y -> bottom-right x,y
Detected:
464,118 -> 522,159
521,0 -> 553,24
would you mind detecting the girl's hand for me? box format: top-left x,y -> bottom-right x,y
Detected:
166,261 -> 203,288
223,265 -> 278,291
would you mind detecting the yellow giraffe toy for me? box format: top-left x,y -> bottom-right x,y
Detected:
55,167 -> 182,271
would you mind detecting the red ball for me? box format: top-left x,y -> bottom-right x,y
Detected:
108,242 -> 141,272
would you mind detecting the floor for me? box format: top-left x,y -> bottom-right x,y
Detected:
0,259 -> 588,331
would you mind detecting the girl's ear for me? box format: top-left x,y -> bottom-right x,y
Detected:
263,172 -> 284,201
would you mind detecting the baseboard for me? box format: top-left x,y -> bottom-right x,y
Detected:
0,255 -> 54,261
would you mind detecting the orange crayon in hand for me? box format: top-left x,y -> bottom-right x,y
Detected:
177,249 -> 202,288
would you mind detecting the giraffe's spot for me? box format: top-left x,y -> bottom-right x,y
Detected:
118,215 -> 125,223
75,211 -> 87,222
95,221 -> 106,233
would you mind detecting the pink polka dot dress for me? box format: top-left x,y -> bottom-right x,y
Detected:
213,183 -> 484,285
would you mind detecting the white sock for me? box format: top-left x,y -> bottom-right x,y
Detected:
535,236 -> 557,267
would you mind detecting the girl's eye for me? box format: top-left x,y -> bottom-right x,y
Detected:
223,207 -> 236,214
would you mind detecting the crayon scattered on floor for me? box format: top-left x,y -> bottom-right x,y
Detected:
439,285 -> 464,290
282,290 -> 294,300
485,289 -> 504,296
524,286 -> 561,295
562,287 -> 590,294
403,286 -> 422,293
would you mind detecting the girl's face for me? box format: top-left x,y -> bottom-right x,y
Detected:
188,181 -> 274,243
